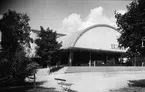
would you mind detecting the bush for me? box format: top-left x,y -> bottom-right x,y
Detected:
49,66 -> 64,74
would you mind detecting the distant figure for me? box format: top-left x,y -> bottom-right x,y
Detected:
47,65 -> 51,74
89,60 -> 91,66
142,62 -> 144,67
93,60 -> 96,66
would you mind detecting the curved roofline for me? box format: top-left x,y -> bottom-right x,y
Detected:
71,24 -> 120,47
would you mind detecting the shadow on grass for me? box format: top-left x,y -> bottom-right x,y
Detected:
49,66 -> 64,74
28,87 -> 78,92
110,79 -> 145,92
0,81 -> 78,92
0,81 -> 50,92
27,87 -> 57,92
67,89 -> 78,92
110,87 -> 145,92
0,86 -> 57,92
128,79 -> 145,87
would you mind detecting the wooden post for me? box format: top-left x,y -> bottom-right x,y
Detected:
90,51 -> 92,66
33,73 -> 36,90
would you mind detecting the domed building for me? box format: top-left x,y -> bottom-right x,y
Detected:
57,24 -> 127,66
31,24 -> 127,66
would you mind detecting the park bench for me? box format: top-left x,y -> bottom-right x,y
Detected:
54,78 -> 73,92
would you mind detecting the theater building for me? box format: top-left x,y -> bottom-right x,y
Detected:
57,24 -> 127,66
31,24 -> 127,66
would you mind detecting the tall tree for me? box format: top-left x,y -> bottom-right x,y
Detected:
35,26 -> 62,67
0,10 -> 38,86
115,0 -> 145,58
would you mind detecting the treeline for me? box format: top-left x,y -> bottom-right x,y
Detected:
0,10 -> 61,87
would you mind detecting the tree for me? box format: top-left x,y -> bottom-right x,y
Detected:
35,26 -> 62,67
0,10 -> 38,86
115,0 -> 145,58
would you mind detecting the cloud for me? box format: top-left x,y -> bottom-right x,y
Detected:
116,10 -> 126,15
59,7 -> 126,51
60,6 -> 117,34
62,13 -> 82,34
29,7 -> 127,53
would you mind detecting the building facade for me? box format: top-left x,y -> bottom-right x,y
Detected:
57,24 -> 127,66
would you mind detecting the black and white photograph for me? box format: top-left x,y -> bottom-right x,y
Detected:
0,0 -> 145,92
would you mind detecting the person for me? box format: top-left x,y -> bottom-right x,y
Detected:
93,60 -> 96,66
88,60 -> 91,66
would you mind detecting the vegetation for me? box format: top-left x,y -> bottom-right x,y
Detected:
35,26 -> 62,67
110,78 -> 145,92
0,10 -> 39,87
110,87 -> 145,92
115,0 -> 145,58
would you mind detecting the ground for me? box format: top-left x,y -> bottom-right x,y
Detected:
34,67 -> 145,92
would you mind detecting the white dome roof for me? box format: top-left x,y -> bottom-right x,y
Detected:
57,24 -> 126,52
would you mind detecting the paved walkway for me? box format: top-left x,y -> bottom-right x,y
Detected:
35,67 -> 145,92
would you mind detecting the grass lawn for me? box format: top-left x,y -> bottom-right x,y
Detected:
110,87 -> 145,92
110,79 -> 145,92
0,86 -> 77,92
0,81 -> 77,92
0,86 -> 59,92
26,87 -> 59,92
0,81 -> 60,92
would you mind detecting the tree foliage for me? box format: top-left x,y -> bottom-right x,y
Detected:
0,10 -> 38,86
115,0 -> 145,57
35,26 -> 62,67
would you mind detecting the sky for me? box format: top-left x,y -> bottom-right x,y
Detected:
0,0 -> 132,55
0,0 -> 132,33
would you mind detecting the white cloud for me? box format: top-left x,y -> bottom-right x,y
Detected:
59,7 -> 126,51
116,10 -> 126,15
62,14 -> 82,34
60,6 -> 117,34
